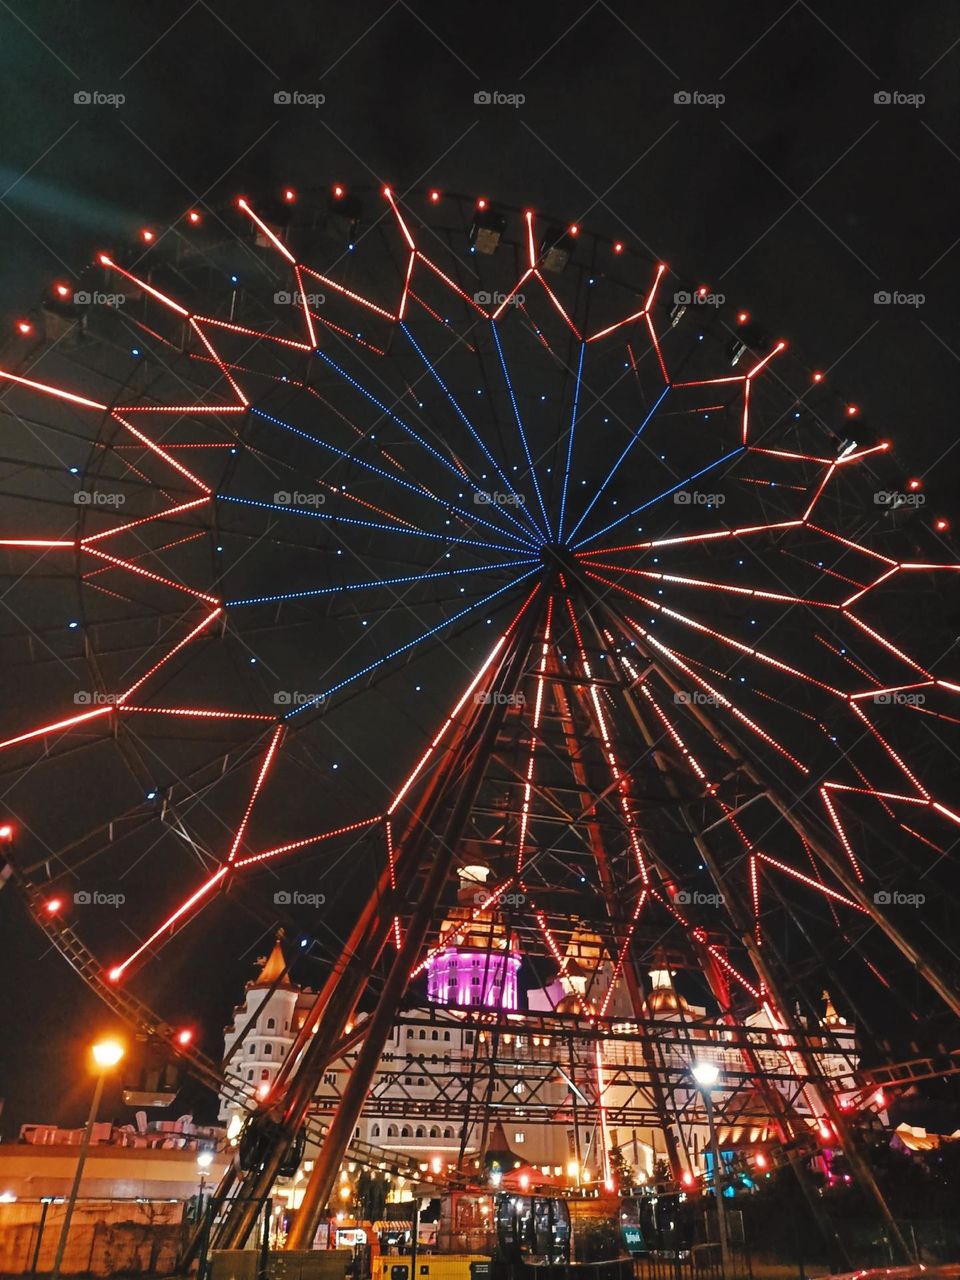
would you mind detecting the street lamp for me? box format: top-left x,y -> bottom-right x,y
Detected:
50,1039 -> 124,1280
691,1062 -> 732,1280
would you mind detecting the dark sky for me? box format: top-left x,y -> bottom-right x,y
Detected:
1,0 -> 959,1135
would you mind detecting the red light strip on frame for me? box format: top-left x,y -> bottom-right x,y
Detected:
234,816 -> 380,868
108,867 -> 230,981
236,199 -> 296,264
516,598 -> 553,874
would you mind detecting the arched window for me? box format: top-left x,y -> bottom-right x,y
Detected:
247,1070 -> 254,1081
443,1032 -> 450,1042
266,1017 -> 275,1030
400,1126 -> 411,1138
429,1127 -> 439,1139
248,1043 -> 255,1054
431,1030 -> 439,1041
387,1125 -> 398,1138
443,1128 -> 453,1139
261,1069 -> 269,1081
265,1043 -> 273,1055
372,1125 -> 381,1138
419,1030 -> 426,1040
415,1127 -> 425,1139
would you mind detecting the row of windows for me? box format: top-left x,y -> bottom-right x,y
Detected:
403,1029 -> 474,1043
371,1125 -> 456,1139
248,1042 -> 287,1057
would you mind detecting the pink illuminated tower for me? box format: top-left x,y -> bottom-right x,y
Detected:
425,865 -> 521,1010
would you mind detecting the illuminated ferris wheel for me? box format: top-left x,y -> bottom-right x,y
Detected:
1,180 -> 958,1252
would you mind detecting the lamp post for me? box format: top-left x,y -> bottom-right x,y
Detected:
692,1063 -> 732,1280
195,1150 -> 215,1280
50,1039 -> 124,1280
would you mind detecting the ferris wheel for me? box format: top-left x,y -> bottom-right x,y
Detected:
1,182 -> 958,1253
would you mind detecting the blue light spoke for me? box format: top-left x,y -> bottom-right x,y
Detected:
556,341 -> 585,543
571,446 -> 745,550
564,385 -> 671,545
283,566 -> 540,718
491,322 -> 552,540
252,407 -> 535,551
226,558 -> 538,608
400,323 -> 545,546
216,493 -> 526,555
316,349 -> 538,540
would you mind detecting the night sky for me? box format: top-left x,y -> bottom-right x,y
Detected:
1,1 -> 959,1136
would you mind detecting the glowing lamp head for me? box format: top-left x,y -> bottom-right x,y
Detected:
187,211 -> 201,225
282,188 -> 296,203
54,283 -> 71,299
935,518 -> 949,532
97,253 -> 112,267
430,1156 -> 443,1174
476,197 -> 488,210
92,1039 -> 124,1069
45,898 -> 62,915
812,370 -> 824,383
845,404 -> 858,417
16,320 -> 33,336
196,1150 -> 214,1170
382,185 -> 392,198
140,229 -> 154,244
176,1028 -> 193,1046
333,184 -> 345,198
566,1161 -> 579,1180
107,967 -> 122,983
755,1153 -> 767,1170
519,1173 -> 530,1191
428,189 -> 441,203
681,1171 -> 695,1188
257,1083 -> 270,1099
339,1184 -> 351,1200
697,285 -> 708,297
736,310 -> 750,325
907,478 -> 922,491
612,241 -> 624,254
0,823 -> 13,840
568,224 -> 579,237
692,1062 -> 720,1088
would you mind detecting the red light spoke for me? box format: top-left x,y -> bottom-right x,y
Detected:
99,255 -> 190,316
227,725 -> 285,864
516,598 -> 553,875
83,545 -> 219,605
0,706 -> 113,753
236,198 -> 295,264
119,608 -> 222,704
